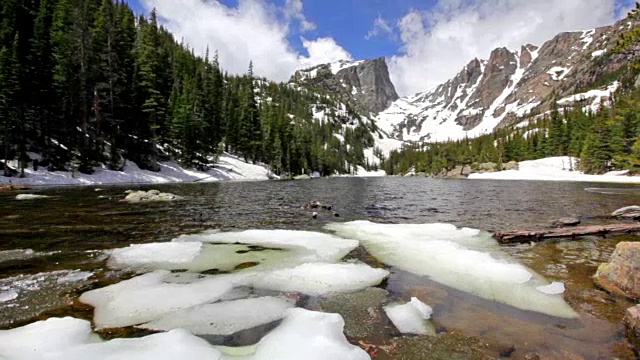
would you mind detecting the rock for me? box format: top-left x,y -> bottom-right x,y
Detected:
333,212 -> 340,218
612,206 -> 640,220
594,242 -> 640,300
624,305 -> 640,350
293,174 -> 310,180
312,212 -> 318,219
503,161 -> 519,171
122,190 -> 182,203
478,162 -> 498,172
291,57 -> 399,115
461,165 -> 472,176
552,217 -> 581,228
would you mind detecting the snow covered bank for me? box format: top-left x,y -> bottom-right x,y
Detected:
469,157 -> 640,183
0,153 -> 273,187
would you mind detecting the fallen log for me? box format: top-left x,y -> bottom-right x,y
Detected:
494,223 -> 640,244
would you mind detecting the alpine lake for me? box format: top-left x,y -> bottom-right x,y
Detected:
0,177 -> 638,359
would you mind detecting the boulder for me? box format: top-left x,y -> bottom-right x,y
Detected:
293,174 -> 310,180
594,242 -> 640,300
122,190 -> 182,203
503,161 -> 519,171
624,305 -> 640,350
461,166 -> 472,176
551,217 -> 581,228
478,162 -> 498,172
612,206 -> 640,220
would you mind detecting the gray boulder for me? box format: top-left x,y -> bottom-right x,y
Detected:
123,190 -> 182,203
503,161 -> 519,171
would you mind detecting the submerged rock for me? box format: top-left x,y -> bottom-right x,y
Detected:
551,217 -> 581,228
122,190 -> 182,203
612,206 -> 640,220
380,332 -> 493,360
624,305 -> 640,351
594,242 -> 640,300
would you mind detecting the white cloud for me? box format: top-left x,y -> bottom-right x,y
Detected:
142,0 -> 349,82
299,37 -> 353,68
389,0 -> 627,96
284,0 -> 316,32
366,15 -> 394,40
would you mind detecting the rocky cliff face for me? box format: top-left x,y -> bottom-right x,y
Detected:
291,57 -> 399,115
376,18 -> 638,143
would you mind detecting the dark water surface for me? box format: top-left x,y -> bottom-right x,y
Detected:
1,177 -> 639,359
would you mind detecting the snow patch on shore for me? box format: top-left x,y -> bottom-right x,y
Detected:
0,153 -> 272,187
469,157 -> 640,183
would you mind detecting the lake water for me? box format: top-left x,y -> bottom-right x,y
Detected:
0,177 -> 638,359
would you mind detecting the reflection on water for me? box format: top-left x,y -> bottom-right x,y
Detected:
0,178 -> 639,359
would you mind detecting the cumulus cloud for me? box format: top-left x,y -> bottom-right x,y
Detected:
299,37 -> 353,68
389,0 -> 627,96
365,15 -> 394,40
142,0 -> 349,81
284,0 -> 316,32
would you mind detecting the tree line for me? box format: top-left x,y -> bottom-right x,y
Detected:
0,0 -> 377,178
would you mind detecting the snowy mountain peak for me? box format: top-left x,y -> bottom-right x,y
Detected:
376,18 -> 635,143
291,57 -> 398,115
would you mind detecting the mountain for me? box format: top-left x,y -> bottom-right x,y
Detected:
375,18 -> 639,143
291,58 -> 399,115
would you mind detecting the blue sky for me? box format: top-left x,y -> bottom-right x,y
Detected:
125,0 -> 435,59
124,0 -> 636,96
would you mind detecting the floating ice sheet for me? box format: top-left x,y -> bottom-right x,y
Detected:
0,317 -> 224,360
252,262 -> 389,296
326,221 -> 578,318
384,297 -> 435,335
15,194 -> 51,200
108,242 -> 293,273
0,290 -> 18,303
223,308 -> 370,360
173,229 -> 359,265
79,270 -> 248,329
536,282 -> 565,295
140,296 -> 294,335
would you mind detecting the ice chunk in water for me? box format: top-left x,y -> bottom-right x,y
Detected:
384,297 -> 435,335
79,270 -> 248,329
536,282 -> 565,295
0,317 -> 101,358
252,262 -> 389,296
0,290 -> 18,303
174,229 -> 359,264
109,242 -> 203,269
228,308 -> 370,360
0,317 -> 224,360
325,221 -> 578,318
109,242 -> 294,273
140,297 -> 294,335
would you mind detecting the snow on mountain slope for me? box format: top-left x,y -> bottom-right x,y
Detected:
375,18 -> 633,143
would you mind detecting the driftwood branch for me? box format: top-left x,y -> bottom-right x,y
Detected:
494,223 -> 640,244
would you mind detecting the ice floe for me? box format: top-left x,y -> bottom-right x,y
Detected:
384,297 -> 435,335
251,262 -> 389,296
173,229 -> 360,266
108,242 -> 293,273
325,221 -> 578,318
140,296 -> 294,335
0,290 -> 18,303
228,308 -> 370,360
79,270 -> 248,329
536,282 -> 565,295
0,317 -> 224,360
0,309 -> 370,360
15,194 -> 51,200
